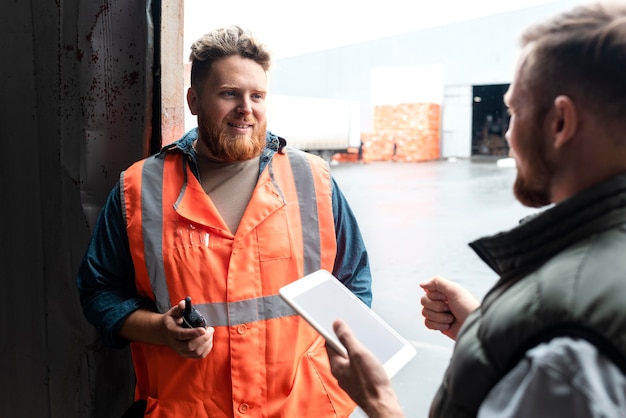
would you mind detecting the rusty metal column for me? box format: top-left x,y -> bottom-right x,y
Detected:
161,0 -> 185,146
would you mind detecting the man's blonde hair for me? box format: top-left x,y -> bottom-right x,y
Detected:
189,26 -> 272,88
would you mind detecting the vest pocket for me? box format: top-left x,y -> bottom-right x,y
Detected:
297,335 -> 356,416
170,220 -> 212,249
256,209 -> 292,261
143,396 -> 158,416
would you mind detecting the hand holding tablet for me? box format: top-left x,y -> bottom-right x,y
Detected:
279,269 -> 416,378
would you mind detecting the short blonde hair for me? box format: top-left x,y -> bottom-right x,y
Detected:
189,26 -> 272,88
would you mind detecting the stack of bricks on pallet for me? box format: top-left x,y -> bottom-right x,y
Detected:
362,102 -> 441,163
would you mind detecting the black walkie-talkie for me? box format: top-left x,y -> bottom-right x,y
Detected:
182,296 -> 207,328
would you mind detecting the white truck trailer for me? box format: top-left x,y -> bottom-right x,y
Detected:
266,94 -> 362,161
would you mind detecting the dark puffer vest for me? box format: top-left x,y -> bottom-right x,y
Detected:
430,173 -> 626,417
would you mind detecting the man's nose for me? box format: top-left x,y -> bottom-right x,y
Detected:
237,98 -> 252,115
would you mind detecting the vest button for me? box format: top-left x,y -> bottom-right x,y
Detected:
238,403 -> 249,413
237,324 -> 247,335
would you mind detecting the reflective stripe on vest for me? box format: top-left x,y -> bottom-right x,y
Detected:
121,147 -> 325,325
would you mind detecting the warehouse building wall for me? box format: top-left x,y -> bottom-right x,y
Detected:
269,0 -> 590,158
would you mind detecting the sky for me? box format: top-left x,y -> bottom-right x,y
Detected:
184,0 -> 558,60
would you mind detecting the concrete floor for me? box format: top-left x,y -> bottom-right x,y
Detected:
330,158 -> 539,417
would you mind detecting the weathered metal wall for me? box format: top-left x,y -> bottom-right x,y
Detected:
0,0 -> 156,416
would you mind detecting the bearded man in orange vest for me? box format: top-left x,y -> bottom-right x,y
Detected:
76,26 -> 372,417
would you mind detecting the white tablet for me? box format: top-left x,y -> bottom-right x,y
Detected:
279,269 -> 416,378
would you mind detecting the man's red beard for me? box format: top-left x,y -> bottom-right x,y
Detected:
198,119 -> 267,162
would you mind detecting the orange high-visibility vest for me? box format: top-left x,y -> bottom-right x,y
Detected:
121,147 -> 356,417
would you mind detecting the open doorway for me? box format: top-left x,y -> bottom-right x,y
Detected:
471,84 -> 510,156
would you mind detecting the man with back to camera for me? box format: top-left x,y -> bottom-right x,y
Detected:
76,26 -> 372,417
326,2 -> 626,417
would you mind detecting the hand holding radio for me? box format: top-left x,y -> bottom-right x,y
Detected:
181,296 -> 207,328
164,297 -> 213,359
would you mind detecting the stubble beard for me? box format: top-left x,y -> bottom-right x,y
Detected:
514,170 -> 552,208
512,124 -> 553,208
198,119 -> 267,162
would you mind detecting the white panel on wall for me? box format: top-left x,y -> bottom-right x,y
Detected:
441,85 -> 473,158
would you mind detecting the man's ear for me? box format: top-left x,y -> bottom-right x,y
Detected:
552,95 -> 578,149
187,87 -> 198,116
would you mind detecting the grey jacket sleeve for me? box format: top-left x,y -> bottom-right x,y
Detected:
478,337 -> 626,417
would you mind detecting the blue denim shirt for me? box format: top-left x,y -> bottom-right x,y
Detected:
77,128 -> 372,348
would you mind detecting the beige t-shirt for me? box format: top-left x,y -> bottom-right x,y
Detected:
194,153 -> 260,234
